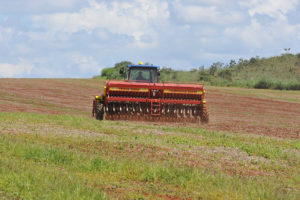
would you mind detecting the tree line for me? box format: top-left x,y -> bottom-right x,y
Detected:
95,53 -> 300,90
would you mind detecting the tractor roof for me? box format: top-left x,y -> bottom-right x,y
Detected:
127,64 -> 160,69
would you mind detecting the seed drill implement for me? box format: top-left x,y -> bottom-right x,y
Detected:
93,63 -> 209,123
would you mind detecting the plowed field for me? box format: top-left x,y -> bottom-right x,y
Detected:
1,78 -> 300,199
0,79 -> 299,138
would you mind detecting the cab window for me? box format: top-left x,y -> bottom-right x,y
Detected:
129,68 -> 157,83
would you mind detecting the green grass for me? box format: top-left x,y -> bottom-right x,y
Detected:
0,112 -> 300,199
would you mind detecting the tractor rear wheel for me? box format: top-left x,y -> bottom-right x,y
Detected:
200,105 -> 209,124
95,103 -> 104,120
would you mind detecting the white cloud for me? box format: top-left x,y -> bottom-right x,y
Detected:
41,0 -> 82,8
0,27 -> 13,42
0,59 -> 34,78
225,19 -> 268,48
176,0 -> 235,6
32,0 -> 170,48
0,0 -> 84,13
164,58 -> 192,70
225,18 -> 300,51
31,67 -> 67,78
70,53 -> 101,73
173,1 -> 244,24
15,44 -> 31,54
27,0 -> 81,9
241,0 -> 299,20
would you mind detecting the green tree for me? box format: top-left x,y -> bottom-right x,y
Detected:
218,69 -> 232,81
229,60 -> 236,67
209,62 -> 223,75
101,61 -> 132,79
198,70 -> 210,81
249,57 -> 257,65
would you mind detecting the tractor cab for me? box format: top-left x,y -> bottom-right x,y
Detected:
120,62 -> 160,83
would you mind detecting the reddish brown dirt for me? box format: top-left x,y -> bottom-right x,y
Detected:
204,88 -> 300,138
0,79 -> 299,138
0,79 -> 102,115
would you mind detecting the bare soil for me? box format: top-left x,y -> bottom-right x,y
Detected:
204,87 -> 300,138
0,79 -> 299,138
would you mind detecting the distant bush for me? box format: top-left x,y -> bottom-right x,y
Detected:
274,82 -> 284,90
285,82 -> 300,90
254,78 -> 272,89
253,78 -> 300,90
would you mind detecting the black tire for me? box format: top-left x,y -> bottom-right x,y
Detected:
200,105 -> 209,124
95,103 -> 104,120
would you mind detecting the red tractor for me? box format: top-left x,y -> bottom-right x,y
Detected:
93,63 -> 209,123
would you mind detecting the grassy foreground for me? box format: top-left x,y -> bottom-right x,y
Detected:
0,112 -> 299,199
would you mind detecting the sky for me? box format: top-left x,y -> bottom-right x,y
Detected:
0,0 -> 300,78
